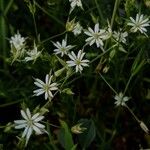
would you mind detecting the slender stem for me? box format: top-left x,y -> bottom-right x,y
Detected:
92,43 -> 117,65
110,0 -> 120,29
32,13 -> 38,41
35,2 -> 64,26
124,104 -> 140,123
0,0 -> 7,69
123,75 -> 133,95
4,0 -> 14,15
99,73 -> 118,95
42,91 -> 59,109
0,100 -> 22,108
94,0 -> 104,24
43,121 -> 60,128
40,31 -> 67,44
95,0 -> 120,71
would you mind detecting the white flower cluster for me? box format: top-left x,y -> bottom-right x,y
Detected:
11,1 -> 150,147
9,32 -> 41,63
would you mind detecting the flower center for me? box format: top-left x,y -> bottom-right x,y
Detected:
75,59 -> 81,65
43,84 -> 50,92
93,33 -> 99,39
61,47 -> 66,52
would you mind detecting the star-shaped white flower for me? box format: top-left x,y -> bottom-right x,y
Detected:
10,31 -> 26,50
14,108 -> 47,146
52,39 -> 75,57
72,22 -> 83,36
113,31 -> 128,44
127,14 -> 150,34
84,23 -> 107,48
66,50 -> 89,73
33,74 -> 58,100
25,43 -> 41,62
9,31 -> 26,62
69,0 -> 83,12
114,92 -> 130,106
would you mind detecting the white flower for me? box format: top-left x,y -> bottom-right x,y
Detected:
105,22 -> 113,39
69,0 -> 83,12
114,92 -> 130,106
14,108 -> 46,146
84,23 -> 107,48
52,39 -> 75,57
127,14 -> 150,34
10,31 -> 26,50
72,22 -> 83,36
66,50 -> 89,73
9,31 -> 26,62
33,74 -> 58,100
25,43 -> 41,62
113,31 -> 128,44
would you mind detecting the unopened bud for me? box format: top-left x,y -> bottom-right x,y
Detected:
139,121 -> 149,134
103,65 -> 109,73
66,19 -> 76,32
71,123 -> 86,134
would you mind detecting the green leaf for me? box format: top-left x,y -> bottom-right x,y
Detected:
54,67 -> 65,77
125,0 -> 136,17
78,119 -> 96,149
71,144 -> 77,150
55,55 -> 67,67
131,49 -> 146,76
57,120 -> 75,150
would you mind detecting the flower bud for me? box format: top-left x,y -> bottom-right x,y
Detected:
71,123 -> 86,134
66,19 -> 76,32
139,121 -> 149,134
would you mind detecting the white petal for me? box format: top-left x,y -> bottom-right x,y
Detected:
77,50 -> 82,59
50,83 -> 57,88
88,27 -> 94,34
50,86 -> 58,91
48,90 -> 53,97
45,92 -> 48,100
15,123 -> 27,129
22,126 -> 29,138
14,120 -> 27,124
78,65 -> 83,72
34,81 -> 43,88
21,110 -> 28,120
45,74 -> 49,84
32,113 -> 40,120
75,65 -> 79,72
33,125 -> 43,134
48,75 -> 52,85
35,78 -> 45,85
94,23 -> 99,33
67,61 -> 76,66
25,127 -> 33,146
80,52 -> 85,60
33,89 -> 45,96
34,122 -> 45,129
81,63 -> 89,66
26,108 -> 31,119
34,116 -> 44,122
84,30 -> 92,36
89,39 -> 96,46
